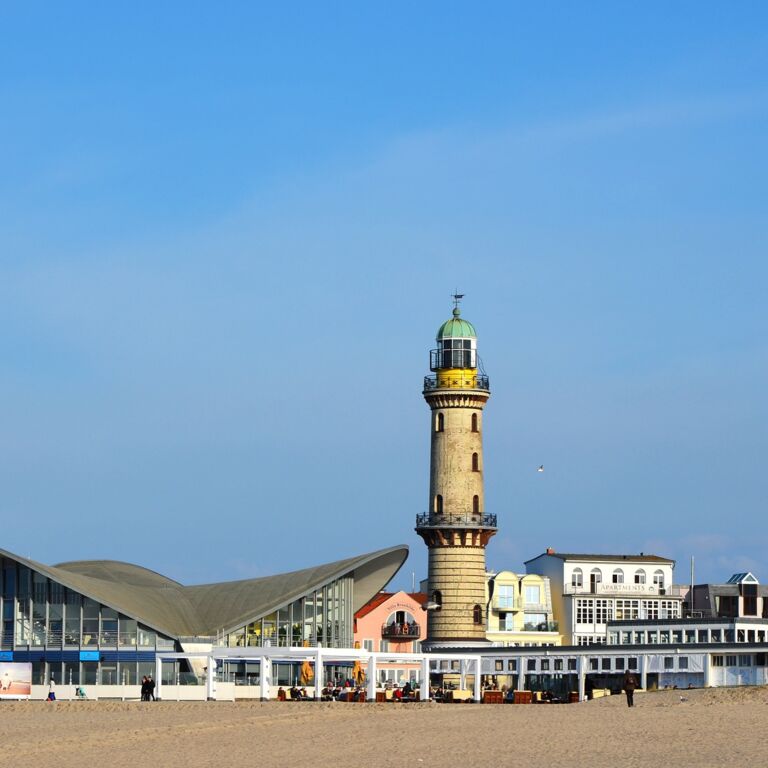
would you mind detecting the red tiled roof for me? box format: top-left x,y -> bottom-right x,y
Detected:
355,591 -> 429,620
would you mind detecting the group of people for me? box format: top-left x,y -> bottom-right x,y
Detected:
319,682 -> 365,701
386,621 -> 413,636
141,675 -> 156,701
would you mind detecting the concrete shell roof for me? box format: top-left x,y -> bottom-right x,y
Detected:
0,545 -> 408,640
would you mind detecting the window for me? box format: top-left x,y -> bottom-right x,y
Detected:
712,655 -> 724,667
494,660 -> 503,672
508,659 -> 517,671
576,599 -> 594,625
568,659 -> 577,671
471,413 -> 478,432
589,658 -> 598,671
434,495 -> 443,515
362,639 -> 373,652
472,495 -> 479,515
590,569 -> 602,591
653,570 -> 665,589
541,660 -> 550,671
472,605 -> 482,625
615,657 -> 625,670
554,659 -> 563,671
664,657 -> 674,670
628,658 -> 638,670
436,413 -> 444,432
634,569 -> 646,584
602,658 -> 611,671
496,585 -> 515,609
472,453 -> 479,472
725,655 -> 737,666
743,583 -> 758,616
739,655 -> 752,667
678,657 -> 688,670
594,599 -> 612,624
431,591 -> 442,610
524,585 -> 541,605
612,569 -> 624,584
571,568 -> 583,588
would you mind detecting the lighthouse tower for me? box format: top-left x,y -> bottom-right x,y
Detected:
416,297 -> 496,646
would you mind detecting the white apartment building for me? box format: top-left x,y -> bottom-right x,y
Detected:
525,549 -> 683,645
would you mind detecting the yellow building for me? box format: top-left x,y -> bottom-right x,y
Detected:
485,571 -> 562,647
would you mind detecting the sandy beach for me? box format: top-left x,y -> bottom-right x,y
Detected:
2,686 -> 765,768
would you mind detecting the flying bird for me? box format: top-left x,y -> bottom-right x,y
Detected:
537,465 -> 544,473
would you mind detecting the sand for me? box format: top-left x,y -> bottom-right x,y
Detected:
2,686 -> 766,768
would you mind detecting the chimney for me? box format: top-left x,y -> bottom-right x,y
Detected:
546,547 -> 555,555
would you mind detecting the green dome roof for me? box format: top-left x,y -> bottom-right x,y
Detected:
436,308 -> 477,340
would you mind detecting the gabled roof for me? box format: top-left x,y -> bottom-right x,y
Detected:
525,552 -> 673,564
727,572 -> 759,584
1,544 -> 408,639
355,591 -> 428,620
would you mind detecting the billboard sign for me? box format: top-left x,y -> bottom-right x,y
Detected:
0,662 -> 32,699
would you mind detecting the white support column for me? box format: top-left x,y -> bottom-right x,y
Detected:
366,654 -> 377,701
420,656 -> 430,701
155,656 -> 163,701
577,655 -> 585,702
473,658 -> 481,702
640,654 -> 648,690
517,658 -> 525,691
703,653 -> 711,688
314,646 -> 323,697
206,656 -> 215,700
260,657 -> 271,701
460,659 -> 467,690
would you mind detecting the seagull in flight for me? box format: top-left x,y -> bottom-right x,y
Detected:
537,465 -> 544,473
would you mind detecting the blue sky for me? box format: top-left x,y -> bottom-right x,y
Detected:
1,2 -> 766,589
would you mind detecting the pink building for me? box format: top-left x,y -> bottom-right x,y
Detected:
354,591 -> 428,686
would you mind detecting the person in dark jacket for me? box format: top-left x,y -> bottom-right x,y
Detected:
622,670 -> 639,707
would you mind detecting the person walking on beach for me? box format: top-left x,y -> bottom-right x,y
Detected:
141,675 -> 149,701
147,675 -> 156,701
622,669 -> 638,708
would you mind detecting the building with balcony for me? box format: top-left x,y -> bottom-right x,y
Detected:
353,590 -> 428,686
525,549 -> 683,645
0,544 -> 407,689
485,571 -> 561,647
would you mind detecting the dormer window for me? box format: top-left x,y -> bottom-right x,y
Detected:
612,569 -> 624,584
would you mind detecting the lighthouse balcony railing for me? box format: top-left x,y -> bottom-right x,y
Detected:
423,374 -> 490,392
415,512 -> 497,529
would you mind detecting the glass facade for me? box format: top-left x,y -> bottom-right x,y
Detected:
224,574 -> 353,649
0,556 -> 177,685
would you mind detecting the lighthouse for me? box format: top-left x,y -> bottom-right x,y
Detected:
416,297 -> 496,646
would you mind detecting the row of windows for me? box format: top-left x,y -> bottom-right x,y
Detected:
434,412 -> 480,433
610,627 -> 768,645
712,654 -> 768,667
571,568 -> 666,588
575,598 -> 680,624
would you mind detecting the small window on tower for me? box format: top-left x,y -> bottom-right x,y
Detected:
434,495 -> 443,515
432,591 -> 442,610
472,453 -> 479,472
473,604 -> 483,625
472,495 -> 479,515
471,413 -> 478,432
436,413 -> 444,432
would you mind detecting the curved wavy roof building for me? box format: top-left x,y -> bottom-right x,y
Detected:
0,544 -> 408,686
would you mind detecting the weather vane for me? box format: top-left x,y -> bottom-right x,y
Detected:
452,291 -> 464,312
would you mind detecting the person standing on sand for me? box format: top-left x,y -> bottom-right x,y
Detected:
622,669 -> 638,707
147,675 -> 156,701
